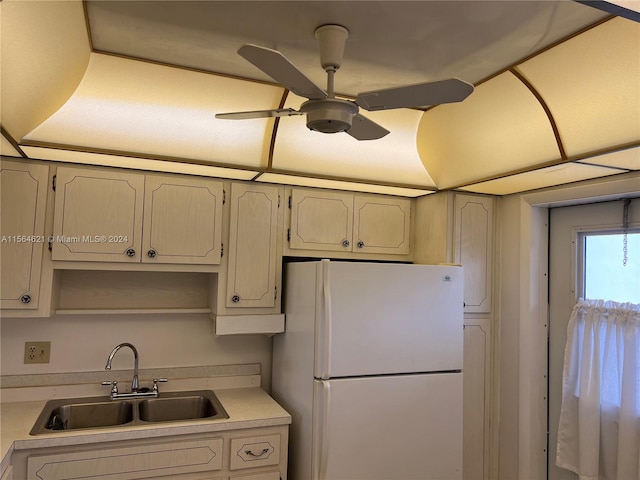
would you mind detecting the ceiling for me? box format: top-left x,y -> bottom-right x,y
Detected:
1,0 -> 639,196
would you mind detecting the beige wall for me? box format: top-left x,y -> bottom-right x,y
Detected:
497,196 -> 548,480
0,312 -> 274,391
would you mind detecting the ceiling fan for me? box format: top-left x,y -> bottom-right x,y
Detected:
215,24 -> 474,140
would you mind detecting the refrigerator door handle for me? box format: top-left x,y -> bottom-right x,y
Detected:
313,380 -> 331,480
316,260 -> 332,379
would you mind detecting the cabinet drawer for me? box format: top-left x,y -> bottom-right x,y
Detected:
27,438 -> 223,479
230,472 -> 280,480
229,434 -> 281,470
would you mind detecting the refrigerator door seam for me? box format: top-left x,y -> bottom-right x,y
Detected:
320,369 -> 463,380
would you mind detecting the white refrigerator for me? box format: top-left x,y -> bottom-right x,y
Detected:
272,260 -> 464,480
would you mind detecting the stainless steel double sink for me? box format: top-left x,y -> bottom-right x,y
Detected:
30,390 -> 228,435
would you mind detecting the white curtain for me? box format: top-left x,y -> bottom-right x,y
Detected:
556,298 -> 640,480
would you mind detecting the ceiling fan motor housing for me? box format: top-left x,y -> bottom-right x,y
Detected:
300,98 -> 358,133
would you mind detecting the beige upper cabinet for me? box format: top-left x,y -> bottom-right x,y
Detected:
225,183 -> 280,309
52,166 -> 222,265
0,160 -> 49,309
453,194 -> 493,313
142,174 -> 222,264
288,188 -> 411,257
353,195 -> 411,255
289,189 -> 354,252
52,167 -> 144,262
414,192 -> 494,313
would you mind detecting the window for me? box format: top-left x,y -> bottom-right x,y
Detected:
578,230 -> 640,303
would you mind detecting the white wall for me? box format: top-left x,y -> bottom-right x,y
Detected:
0,312 -> 273,390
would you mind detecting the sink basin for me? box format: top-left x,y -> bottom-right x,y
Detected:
139,393 -> 224,423
29,396 -> 135,434
46,400 -> 134,430
30,390 -> 228,435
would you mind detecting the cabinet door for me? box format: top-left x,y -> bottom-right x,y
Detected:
463,318 -> 491,480
52,167 -> 144,262
226,183 -> 279,308
289,189 -> 353,252
0,161 -> 49,309
142,174 -> 223,264
353,195 -> 411,255
454,194 -> 493,313
27,438 -> 223,479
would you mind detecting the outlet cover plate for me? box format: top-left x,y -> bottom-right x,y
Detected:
24,341 -> 51,364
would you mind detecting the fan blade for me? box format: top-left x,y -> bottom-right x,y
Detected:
346,114 -> 390,141
355,78 -> 474,111
215,108 -> 303,120
239,44 -> 327,100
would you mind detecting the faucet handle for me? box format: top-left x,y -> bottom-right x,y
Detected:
152,378 -> 168,393
101,380 -> 118,396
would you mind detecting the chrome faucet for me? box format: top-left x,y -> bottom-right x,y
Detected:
105,342 -> 139,393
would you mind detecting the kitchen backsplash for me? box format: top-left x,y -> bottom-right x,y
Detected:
0,312 -> 273,393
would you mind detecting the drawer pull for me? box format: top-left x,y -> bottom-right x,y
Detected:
245,448 -> 270,458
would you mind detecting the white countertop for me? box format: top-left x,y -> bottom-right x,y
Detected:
1,387 -> 291,474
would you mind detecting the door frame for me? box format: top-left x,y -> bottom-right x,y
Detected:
493,171 -> 639,480
547,200 -> 640,480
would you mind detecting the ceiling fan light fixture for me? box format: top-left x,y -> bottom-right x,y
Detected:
300,98 -> 358,133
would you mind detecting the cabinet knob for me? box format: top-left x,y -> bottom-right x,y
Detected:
357,240 -> 365,248
342,239 -> 350,248
232,295 -> 241,303
147,249 -> 157,258
20,294 -> 31,304
125,248 -> 136,257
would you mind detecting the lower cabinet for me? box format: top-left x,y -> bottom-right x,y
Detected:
26,438 -> 224,479
16,426 -> 288,480
463,318 -> 491,480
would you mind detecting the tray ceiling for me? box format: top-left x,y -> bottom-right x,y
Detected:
2,0 -> 638,196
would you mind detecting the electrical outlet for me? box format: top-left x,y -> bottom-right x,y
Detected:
24,341 -> 51,364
